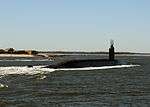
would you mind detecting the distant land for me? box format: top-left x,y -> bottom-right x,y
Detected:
0,48 -> 38,55
39,51 -> 150,55
0,48 -> 150,58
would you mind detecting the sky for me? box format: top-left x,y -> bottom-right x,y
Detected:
0,0 -> 150,52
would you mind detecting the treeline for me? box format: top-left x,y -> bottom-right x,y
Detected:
0,48 -> 38,55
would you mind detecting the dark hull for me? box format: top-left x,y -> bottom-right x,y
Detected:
45,59 -> 119,68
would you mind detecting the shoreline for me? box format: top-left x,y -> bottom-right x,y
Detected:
0,54 -> 35,57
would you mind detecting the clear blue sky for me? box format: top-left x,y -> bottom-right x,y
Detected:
0,0 -> 150,52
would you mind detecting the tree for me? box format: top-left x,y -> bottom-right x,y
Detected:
8,48 -> 15,54
31,50 -> 38,55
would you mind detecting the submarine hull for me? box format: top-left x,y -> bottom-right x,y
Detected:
45,59 -> 119,68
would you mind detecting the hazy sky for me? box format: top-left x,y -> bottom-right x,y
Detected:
0,0 -> 150,52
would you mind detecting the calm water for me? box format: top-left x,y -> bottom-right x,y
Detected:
0,55 -> 150,107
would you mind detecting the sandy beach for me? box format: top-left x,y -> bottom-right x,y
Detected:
0,54 -> 34,57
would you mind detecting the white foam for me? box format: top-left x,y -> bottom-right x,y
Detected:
38,75 -> 47,80
0,83 -> 8,88
0,66 -> 55,75
56,65 -> 140,71
0,65 -> 140,76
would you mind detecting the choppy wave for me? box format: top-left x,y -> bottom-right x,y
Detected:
0,65 -> 140,75
0,83 -> 8,88
0,66 -> 55,75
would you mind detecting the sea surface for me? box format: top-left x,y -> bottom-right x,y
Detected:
0,55 -> 149,107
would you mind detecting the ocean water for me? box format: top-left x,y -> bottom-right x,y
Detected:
0,55 -> 149,107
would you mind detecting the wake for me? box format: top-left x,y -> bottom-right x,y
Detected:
0,65 -> 140,75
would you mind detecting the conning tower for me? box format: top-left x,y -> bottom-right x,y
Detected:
109,40 -> 115,61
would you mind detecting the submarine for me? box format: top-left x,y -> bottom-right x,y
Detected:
45,40 -> 120,69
